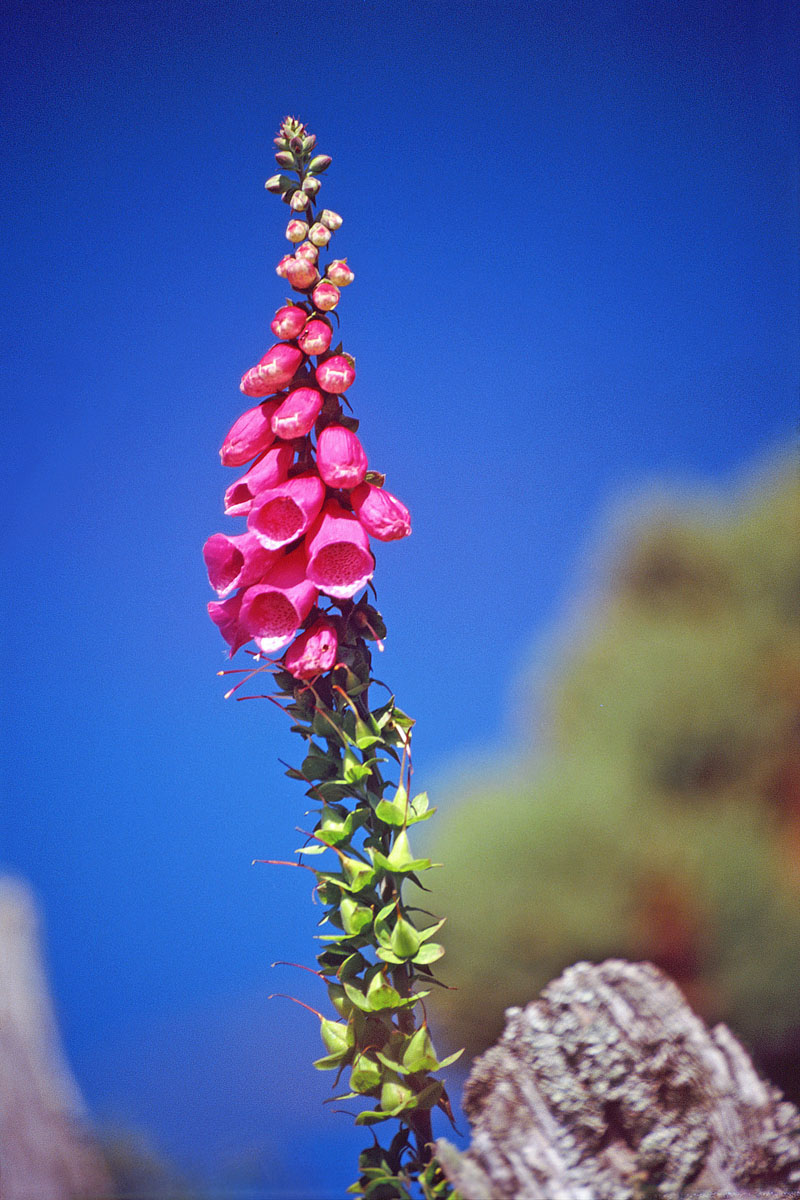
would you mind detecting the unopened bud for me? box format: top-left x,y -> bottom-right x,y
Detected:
289,189 -> 310,211
274,151 -> 295,169
265,174 -> 287,193
295,241 -> 319,264
286,256 -> 319,290
326,259 -> 354,287
273,137 -> 288,149
311,281 -> 340,312
285,219 -> 309,243
302,176 -> 321,197
289,136 -> 304,153
319,209 -> 343,231
308,222 -> 331,247
271,304 -> 308,340
315,353 -> 356,394
297,318 -> 333,356
307,155 -> 332,174
302,134 -> 317,152
275,254 -> 293,279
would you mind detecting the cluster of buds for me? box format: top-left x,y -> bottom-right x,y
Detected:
205,119 -> 411,681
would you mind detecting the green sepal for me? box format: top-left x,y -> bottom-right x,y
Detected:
320,1016 -> 353,1055
417,917 -> 446,943
313,1051 -> 348,1071
354,717 -> 382,750
343,746 -> 372,783
412,941 -> 445,965
340,852 -> 376,891
302,748 -> 340,781
283,766 -> 307,781
294,842 -> 328,855
365,969 -> 403,1011
380,1072 -> 414,1114
370,829 -> 435,875
401,1026 -> 438,1073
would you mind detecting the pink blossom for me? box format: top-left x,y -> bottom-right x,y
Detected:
315,354 -> 355,394
223,444 -> 294,516
248,472 -> 325,549
271,386 -> 324,439
240,343 -> 304,398
271,305 -> 307,340
305,500 -> 374,599
316,425 -> 367,490
208,592 -> 250,657
239,547 -> 318,653
284,617 -> 338,680
325,259 -> 354,287
312,281 -> 340,312
297,319 -> 332,357
203,532 -> 280,597
219,400 -> 279,467
286,256 -> 319,291
351,483 -> 412,541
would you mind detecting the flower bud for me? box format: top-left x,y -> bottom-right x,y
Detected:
271,304 -> 307,340
307,154 -> 332,174
308,222 -> 331,247
285,219 -> 308,243
351,483 -> 412,541
272,386 -> 324,438
284,617 -> 338,680
302,176 -> 321,197
319,209 -> 343,231
295,241 -> 319,263
289,135 -> 304,154
219,400 -> 279,466
289,189 -> 310,211
302,133 -> 317,152
297,318 -> 332,356
285,256 -> 319,290
240,343 -> 304,398
315,354 -> 355,394
274,150 -> 295,169
265,173 -> 294,193
311,281 -> 340,312
275,254 -> 293,279
316,425 -> 368,489
326,259 -> 354,287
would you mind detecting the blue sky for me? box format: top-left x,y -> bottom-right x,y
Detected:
2,0 -> 798,1192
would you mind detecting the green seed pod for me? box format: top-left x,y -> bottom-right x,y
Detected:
320,1017 -> 352,1056
380,1072 -> 413,1113
350,1052 -> 382,1094
390,914 -> 422,959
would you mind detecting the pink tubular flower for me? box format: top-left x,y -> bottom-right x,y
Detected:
286,256 -> 319,291
248,472 -> 325,549
223,443 -> 294,516
326,259 -> 354,287
219,400 -> 279,466
351,483 -> 412,541
316,425 -> 367,489
284,617 -> 338,680
240,343 -> 304,398
208,592 -> 250,657
297,319 -> 332,356
203,531 -> 280,597
316,354 -> 355,394
271,305 -> 307,339
312,280 -> 340,312
239,547 -> 318,653
271,386 -> 324,439
305,500 -> 374,599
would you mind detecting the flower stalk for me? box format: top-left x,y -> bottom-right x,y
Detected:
205,115 -> 460,1200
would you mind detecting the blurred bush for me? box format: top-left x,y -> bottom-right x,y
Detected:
430,452 -> 800,1098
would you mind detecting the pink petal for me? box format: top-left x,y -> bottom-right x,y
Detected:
305,500 -> 374,600
284,618 -> 339,680
247,472 -> 325,550
203,532 -> 280,597
219,400 -> 279,467
351,483 -> 412,541
239,547 -> 318,653
223,444 -> 294,516
316,425 -> 368,490
207,592 -> 250,657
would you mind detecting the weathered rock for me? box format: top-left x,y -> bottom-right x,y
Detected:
437,960 -> 800,1199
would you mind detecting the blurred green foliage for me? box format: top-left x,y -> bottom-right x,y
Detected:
430,453 -> 800,1093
